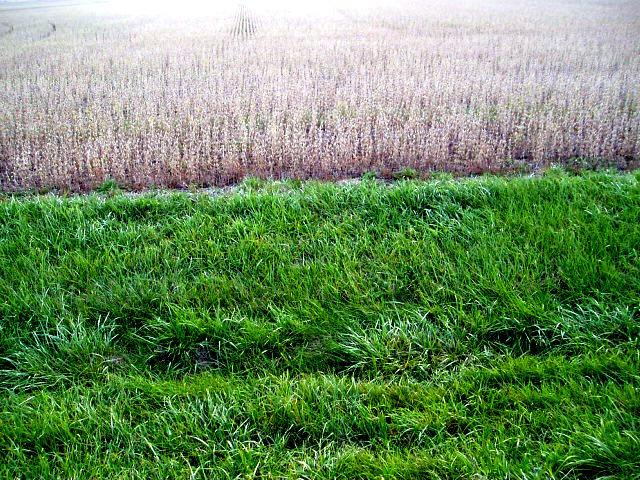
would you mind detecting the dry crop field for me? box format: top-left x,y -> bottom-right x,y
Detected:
0,0 -> 638,191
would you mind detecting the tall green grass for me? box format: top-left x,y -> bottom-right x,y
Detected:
1,171 -> 638,478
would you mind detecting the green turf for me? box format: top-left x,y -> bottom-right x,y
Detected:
1,170 -> 639,479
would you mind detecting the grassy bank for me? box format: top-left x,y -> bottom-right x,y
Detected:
1,171 -> 639,478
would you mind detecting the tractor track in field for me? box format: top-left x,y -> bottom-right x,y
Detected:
231,4 -> 257,39
0,21 -> 57,42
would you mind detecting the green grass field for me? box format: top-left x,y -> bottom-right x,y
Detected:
1,171 -> 639,479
